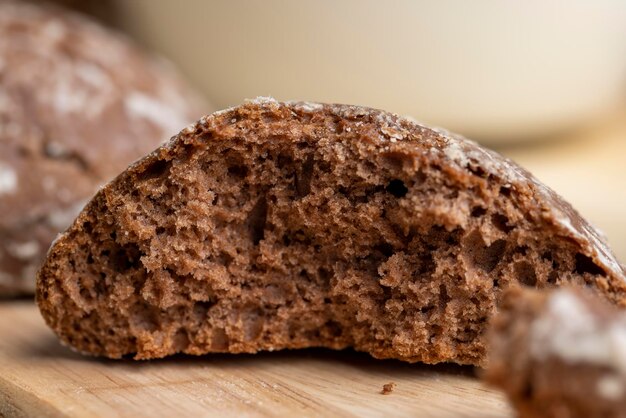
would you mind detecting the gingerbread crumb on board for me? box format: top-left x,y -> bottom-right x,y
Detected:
381,382 -> 396,395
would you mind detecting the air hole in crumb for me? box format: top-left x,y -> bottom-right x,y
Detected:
375,242 -> 394,258
419,305 -> 435,315
386,179 -> 408,198
468,165 -> 487,178
295,154 -> 315,198
514,261 -> 537,286
248,196 -> 268,245
541,252 -> 553,261
243,309 -> 264,342
463,230 -> 506,272
217,251 -> 234,266
277,153 -> 292,169
500,186 -> 512,197
110,244 -> 141,272
129,303 -> 159,332
492,213 -> 514,233
547,271 -> 558,284
137,159 -> 170,181
438,284 -> 451,307
211,328 -> 228,350
471,207 -> 487,217
192,300 -> 214,320
227,165 -> 248,179
82,222 -> 93,233
574,253 -> 606,277
181,143 -> 197,161
318,267 -> 333,288
324,320 -> 342,338
172,329 -> 190,352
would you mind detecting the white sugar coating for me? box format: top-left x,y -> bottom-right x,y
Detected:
0,162 -> 17,195
41,20 -> 66,42
43,141 -> 69,158
530,290 -> 626,375
124,91 -> 188,135
286,100 -> 324,112
7,241 -> 40,260
74,62 -> 111,87
52,78 -> 91,115
210,106 -> 237,119
443,141 -> 469,167
246,96 -> 278,106
597,375 -> 625,400
46,201 -> 88,230
380,125 -> 405,141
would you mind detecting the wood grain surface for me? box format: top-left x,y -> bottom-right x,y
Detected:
0,300 -> 512,418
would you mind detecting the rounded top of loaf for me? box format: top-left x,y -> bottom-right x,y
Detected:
152,97 -> 622,282
0,0 -> 208,294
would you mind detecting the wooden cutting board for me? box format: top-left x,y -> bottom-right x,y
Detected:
0,300 -> 512,418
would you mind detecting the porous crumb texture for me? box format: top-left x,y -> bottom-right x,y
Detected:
0,0 -> 208,296
37,99 -> 626,365
485,288 -> 626,418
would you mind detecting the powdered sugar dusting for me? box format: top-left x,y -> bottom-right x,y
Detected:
245,96 -> 278,106
125,91 -> 188,135
443,141 -> 469,167
287,101 -> 324,112
46,201 -> 87,230
531,290 -> 626,376
597,376 -> 625,400
0,162 -> 17,195
7,241 -> 40,260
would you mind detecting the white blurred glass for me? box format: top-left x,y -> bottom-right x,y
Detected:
115,0 -> 626,142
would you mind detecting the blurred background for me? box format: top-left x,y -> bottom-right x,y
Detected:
46,0 -> 626,262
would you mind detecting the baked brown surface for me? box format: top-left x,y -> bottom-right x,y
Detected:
0,0 -> 208,296
484,287 -> 626,418
36,98 -> 626,364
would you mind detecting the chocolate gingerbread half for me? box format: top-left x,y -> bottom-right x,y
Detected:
36,98 -> 626,364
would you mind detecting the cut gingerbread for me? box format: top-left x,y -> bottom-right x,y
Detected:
37,98 -> 625,365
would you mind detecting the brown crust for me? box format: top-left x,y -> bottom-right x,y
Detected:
0,0 -> 208,296
36,98 -> 626,364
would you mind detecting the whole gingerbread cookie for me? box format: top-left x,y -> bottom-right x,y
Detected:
0,0 -> 209,296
